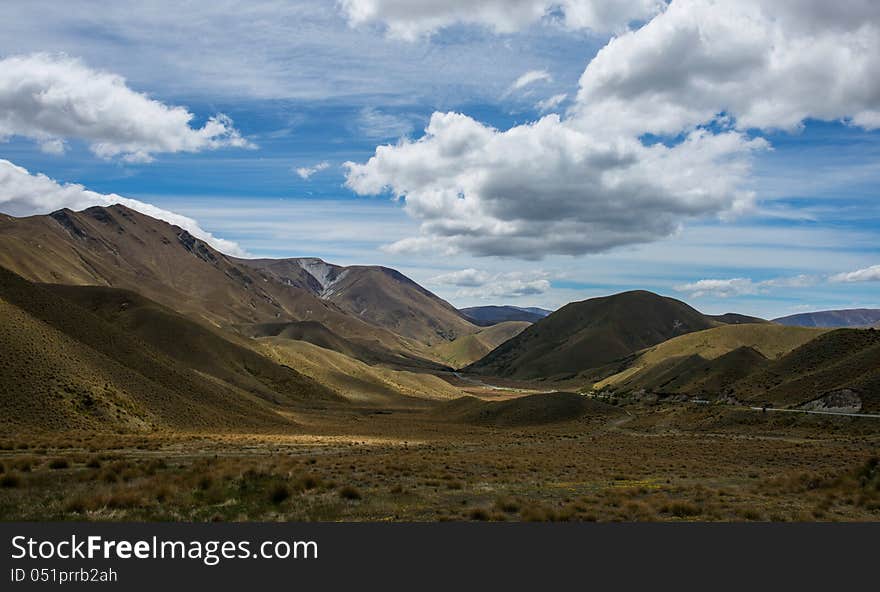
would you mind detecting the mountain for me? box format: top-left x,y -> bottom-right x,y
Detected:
0,266 -> 339,433
459,305 -> 552,326
733,328 -> 880,411
707,313 -> 767,325
240,258 -> 477,345
430,321 -> 531,368
595,323 -> 828,393
773,308 -> 880,328
466,291 -> 725,380
0,206 -> 455,360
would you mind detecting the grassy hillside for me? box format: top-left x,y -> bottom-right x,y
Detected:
734,329 -> 880,411
467,291 -> 719,380
0,206 -> 421,356
0,267 -> 332,433
260,338 -> 463,405
436,392 -> 622,426
431,321 -> 530,368
596,323 -> 827,390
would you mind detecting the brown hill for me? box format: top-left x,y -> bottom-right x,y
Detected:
239,258 -> 478,345
0,267 -> 340,433
466,290 -> 720,380
734,328 -> 880,411
437,392 -> 622,426
595,323 -> 827,391
430,321 -> 531,369
773,308 -> 880,328
0,205 -> 425,356
238,319 -> 449,371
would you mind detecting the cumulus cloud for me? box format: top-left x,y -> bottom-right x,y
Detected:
431,268 -> 551,299
573,0 -> 880,135
339,0 -> 663,39
0,159 -> 245,256
831,264 -> 880,283
535,93 -> 567,112
346,112 -> 765,258
296,161 -> 331,180
0,53 -> 253,162
346,0 -> 880,259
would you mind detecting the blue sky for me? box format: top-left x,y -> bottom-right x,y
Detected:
1,1 -> 879,318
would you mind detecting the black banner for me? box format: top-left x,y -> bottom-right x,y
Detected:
1,522 -> 877,590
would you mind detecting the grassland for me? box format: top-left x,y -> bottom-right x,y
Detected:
1,403 -> 877,522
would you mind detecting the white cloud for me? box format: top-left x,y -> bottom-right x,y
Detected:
346,0 -> 880,260
431,267 -> 551,299
0,159 -> 245,256
296,161 -> 331,180
357,107 -> 415,139
535,93 -> 567,112
0,53 -> 253,162
675,278 -> 760,298
573,0 -> 880,136
831,264 -> 880,283
676,273 -> 821,297
346,112 -> 765,258
339,0 -> 664,40
511,69 -> 552,91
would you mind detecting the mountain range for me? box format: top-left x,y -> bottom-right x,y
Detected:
774,308 -> 880,328
1,204 -> 877,431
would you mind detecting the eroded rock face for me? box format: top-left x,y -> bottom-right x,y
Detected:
799,389 -> 862,413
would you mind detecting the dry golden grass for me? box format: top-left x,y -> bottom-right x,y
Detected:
0,404 -> 877,522
260,338 -> 463,403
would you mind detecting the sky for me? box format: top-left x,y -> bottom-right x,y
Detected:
0,0 -> 879,318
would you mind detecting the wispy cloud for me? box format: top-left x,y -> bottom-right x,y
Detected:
295,161 -> 330,180
831,264 -> 880,283
535,93 -> 567,112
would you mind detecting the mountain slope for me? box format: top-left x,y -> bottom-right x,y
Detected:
595,323 -> 828,390
430,321 -> 531,368
240,258 -> 478,345
0,267 -> 340,433
0,205 -> 424,356
466,291 -> 720,380
459,305 -> 551,326
260,339 -> 463,405
773,308 -> 880,328
734,328 -> 880,411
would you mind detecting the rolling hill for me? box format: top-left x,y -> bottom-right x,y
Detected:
466,291 -> 722,380
0,266 -> 340,433
459,305 -> 552,326
436,392 -> 623,426
430,321 -> 531,368
773,308 -> 880,328
260,338 -> 463,406
595,323 -> 828,391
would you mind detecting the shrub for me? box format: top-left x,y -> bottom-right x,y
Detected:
48,458 -> 70,470
468,508 -> 490,521
269,484 -> 291,505
1,474 -> 21,488
338,486 -> 362,500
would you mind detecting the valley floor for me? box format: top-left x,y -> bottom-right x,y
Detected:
1,403 -> 879,522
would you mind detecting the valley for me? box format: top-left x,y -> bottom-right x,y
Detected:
0,205 -> 878,522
